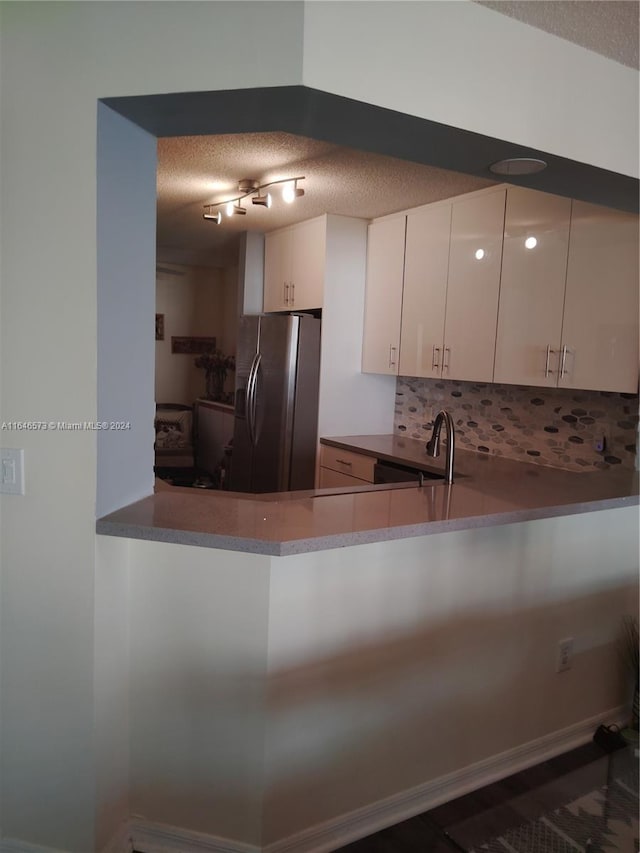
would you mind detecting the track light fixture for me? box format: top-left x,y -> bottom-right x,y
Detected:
203,176 -> 305,223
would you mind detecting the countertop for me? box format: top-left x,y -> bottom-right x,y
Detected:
96,434 -> 639,555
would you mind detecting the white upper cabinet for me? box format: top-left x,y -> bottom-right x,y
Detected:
442,189 -> 506,381
559,201 -> 639,393
264,227 -> 291,311
362,185 -> 639,392
398,189 -> 505,382
362,216 -> 406,375
494,187 -> 572,387
398,204 -> 451,378
263,217 -> 326,312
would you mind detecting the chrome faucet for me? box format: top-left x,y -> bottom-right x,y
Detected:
426,409 -> 456,484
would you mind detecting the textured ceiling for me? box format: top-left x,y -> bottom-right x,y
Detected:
156,1 -> 639,268
475,1 -> 639,68
157,133 -> 496,267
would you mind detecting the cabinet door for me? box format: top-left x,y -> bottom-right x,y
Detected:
559,202 -> 639,392
318,467 -> 370,488
494,187 -> 571,386
398,205 -> 450,378
289,217 -> 326,310
264,229 -> 291,312
444,190 -> 506,382
362,217 -> 406,374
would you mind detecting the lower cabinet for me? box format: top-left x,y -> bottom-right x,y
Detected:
318,467 -> 371,488
195,401 -> 234,477
318,445 -> 375,488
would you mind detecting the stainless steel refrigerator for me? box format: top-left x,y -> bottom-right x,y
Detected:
229,313 -> 321,493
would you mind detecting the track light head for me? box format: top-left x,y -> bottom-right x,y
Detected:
203,211 -> 222,224
225,201 -> 247,217
282,181 -> 304,204
252,192 -> 272,208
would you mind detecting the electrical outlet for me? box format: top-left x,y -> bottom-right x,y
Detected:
594,435 -> 606,454
556,637 -> 574,673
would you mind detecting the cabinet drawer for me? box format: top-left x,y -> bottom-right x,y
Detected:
318,467 -> 371,489
319,445 -> 375,483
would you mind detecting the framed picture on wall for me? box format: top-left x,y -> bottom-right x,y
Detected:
155,314 -> 165,341
171,336 -> 216,354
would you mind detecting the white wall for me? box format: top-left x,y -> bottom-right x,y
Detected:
121,507 -> 638,848
302,1 -> 639,179
128,541 -> 271,846
1,1 -> 637,850
318,215 -> 396,439
238,232 -> 265,317
94,536 -> 130,852
155,265 -> 232,405
220,264 -> 239,358
97,103 -> 157,520
0,2 -> 304,848
262,507 -> 639,844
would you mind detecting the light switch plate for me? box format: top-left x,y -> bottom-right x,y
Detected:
0,448 -> 25,495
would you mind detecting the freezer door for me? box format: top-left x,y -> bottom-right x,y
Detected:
288,315 -> 321,490
249,315 -> 300,493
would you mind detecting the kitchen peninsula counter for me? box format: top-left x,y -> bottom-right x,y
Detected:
97,435 -> 639,555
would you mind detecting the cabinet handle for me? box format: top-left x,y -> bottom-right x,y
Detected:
560,345 -> 570,378
389,345 -> 397,368
544,345 -> 554,378
443,347 -> 450,371
283,282 -> 289,305
290,282 -> 295,306
335,458 -> 352,467
432,346 -> 440,370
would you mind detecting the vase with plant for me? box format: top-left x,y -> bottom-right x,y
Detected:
618,614 -> 639,731
195,350 -> 236,403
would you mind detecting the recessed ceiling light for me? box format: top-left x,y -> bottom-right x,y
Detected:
489,157 -> 548,176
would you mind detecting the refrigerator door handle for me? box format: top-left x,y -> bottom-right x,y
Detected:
247,352 -> 262,447
245,353 -> 258,446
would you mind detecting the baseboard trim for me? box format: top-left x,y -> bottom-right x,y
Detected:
129,819 -> 260,853
0,841 -> 72,853
264,705 -> 627,853
100,821 -> 133,853
0,821 -> 133,853
1,707 -> 625,853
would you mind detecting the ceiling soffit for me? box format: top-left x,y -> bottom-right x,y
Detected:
104,87 -> 638,213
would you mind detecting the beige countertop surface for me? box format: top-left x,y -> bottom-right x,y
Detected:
96,434 -> 639,555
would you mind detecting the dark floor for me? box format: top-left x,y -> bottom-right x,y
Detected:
336,742 -> 613,852
154,465 -> 221,489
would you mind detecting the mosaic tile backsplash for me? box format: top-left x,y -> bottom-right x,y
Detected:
395,378 -> 639,472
